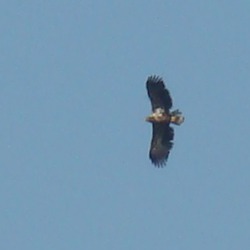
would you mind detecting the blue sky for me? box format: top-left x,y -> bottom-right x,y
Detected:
1,1 -> 250,249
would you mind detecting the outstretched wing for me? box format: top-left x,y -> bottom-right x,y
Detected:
146,75 -> 173,111
149,123 -> 174,167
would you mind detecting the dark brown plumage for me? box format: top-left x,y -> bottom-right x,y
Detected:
146,75 -> 184,167
146,76 -> 173,111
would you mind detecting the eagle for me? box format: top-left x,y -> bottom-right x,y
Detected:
146,75 -> 184,167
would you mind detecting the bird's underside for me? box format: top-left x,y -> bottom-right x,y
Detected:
145,75 -> 184,167
146,108 -> 184,125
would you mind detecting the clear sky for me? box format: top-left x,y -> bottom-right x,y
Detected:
1,1 -> 250,249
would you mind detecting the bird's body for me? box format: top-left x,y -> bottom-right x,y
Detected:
146,76 -> 184,167
146,108 -> 170,123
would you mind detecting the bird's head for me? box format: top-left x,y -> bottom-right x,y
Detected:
145,114 -> 155,123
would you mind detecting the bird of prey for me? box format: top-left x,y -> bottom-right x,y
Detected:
145,75 -> 184,167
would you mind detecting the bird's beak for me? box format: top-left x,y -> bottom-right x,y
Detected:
145,115 -> 153,122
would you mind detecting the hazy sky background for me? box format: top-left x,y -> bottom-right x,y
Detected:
1,1 -> 250,249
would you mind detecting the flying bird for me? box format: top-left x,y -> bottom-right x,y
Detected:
145,75 -> 184,167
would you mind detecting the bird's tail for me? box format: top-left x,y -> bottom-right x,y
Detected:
170,110 -> 184,125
